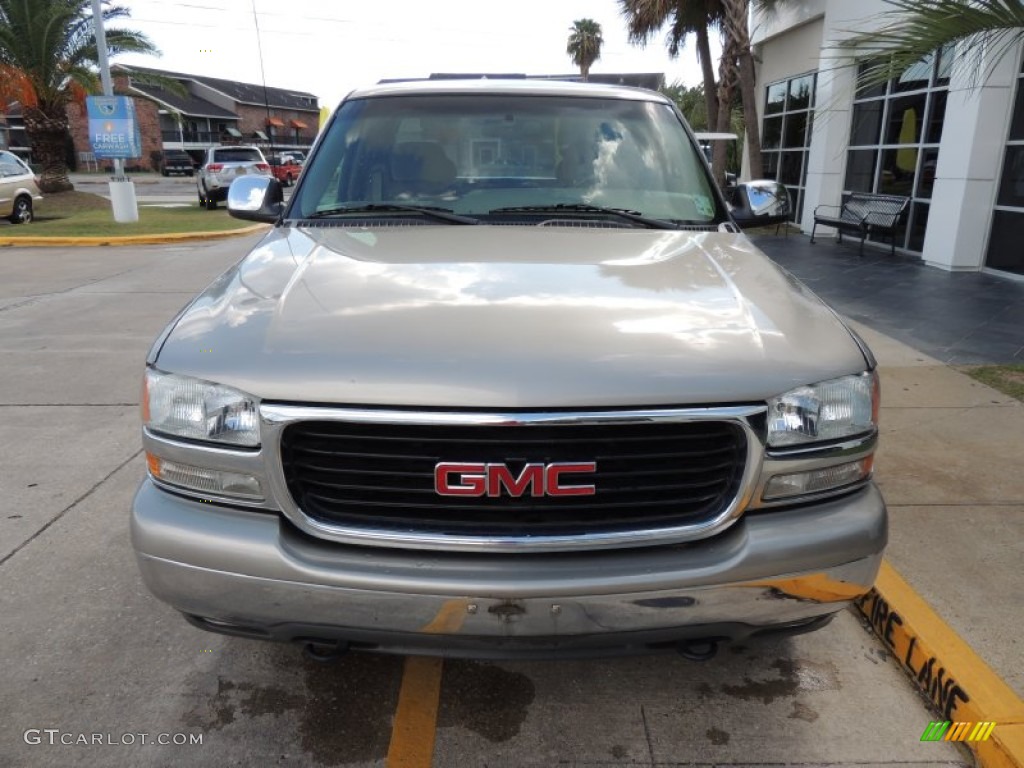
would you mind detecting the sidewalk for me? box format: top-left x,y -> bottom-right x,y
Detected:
754,233 -> 1024,765
755,234 -> 1024,365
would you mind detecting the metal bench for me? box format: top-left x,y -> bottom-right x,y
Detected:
811,192 -> 910,255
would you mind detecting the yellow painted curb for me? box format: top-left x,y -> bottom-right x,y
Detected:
856,560 -> 1024,767
979,726 -> 1024,768
0,223 -> 270,247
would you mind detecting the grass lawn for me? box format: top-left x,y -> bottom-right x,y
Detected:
960,364 -> 1024,403
0,191 -> 255,237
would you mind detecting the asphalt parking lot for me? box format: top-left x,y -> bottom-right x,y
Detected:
0,237 -> 976,767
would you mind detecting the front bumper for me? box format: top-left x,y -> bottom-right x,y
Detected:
131,479 -> 886,658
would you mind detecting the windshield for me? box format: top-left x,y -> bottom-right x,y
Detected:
290,94 -> 723,224
213,148 -> 263,163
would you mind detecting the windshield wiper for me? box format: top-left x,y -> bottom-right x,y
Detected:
306,204 -> 479,225
488,203 -> 677,230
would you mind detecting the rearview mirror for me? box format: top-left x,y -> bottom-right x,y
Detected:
228,175 -> 284,223
729,180 -> 791,229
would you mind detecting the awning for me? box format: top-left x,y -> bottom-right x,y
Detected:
254,130 -> 269,141
289,119 -> 308,130
225,126 -> 242,138
266,117 -> 286,128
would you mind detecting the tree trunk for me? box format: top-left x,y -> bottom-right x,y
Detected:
720,0 -> 763,179
713,36 -> 738,190
737,44 -> 763,179
23,106 -> 74,193
695,26 -> 719,135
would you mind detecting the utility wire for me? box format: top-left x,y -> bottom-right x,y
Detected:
251,0 -> 275,159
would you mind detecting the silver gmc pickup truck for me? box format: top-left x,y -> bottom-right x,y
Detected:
132,79 -> 886,660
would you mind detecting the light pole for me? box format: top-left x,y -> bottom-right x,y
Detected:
90,0 -> 138,221
91,0 -> 121,179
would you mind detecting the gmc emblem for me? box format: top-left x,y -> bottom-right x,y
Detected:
434,462 -> 597,497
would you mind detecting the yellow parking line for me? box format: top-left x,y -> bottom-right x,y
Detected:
856,559 -> 1024,767
385,600 -> 472,766
386,656 -> 444,768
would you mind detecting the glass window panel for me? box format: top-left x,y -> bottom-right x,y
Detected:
926,91 -> 948,144
763,151 -> 780,180
856,61 -> 887,99
894,55 -> 933,92
933,46 -> 953,87
845,149 -> 878,192
880,148 -> 917,196
996,145 -> 1024,208
985,210 -> 1024,274
917,147 -> 940,198
763,116 -> 783,149
1009,81 -> 1024,141
783,112 -> 808,148
851,100 -> 884,146
907,202 -> 929,251
885,93 -> 927,144
780,151 -> 803,185
788,75 -> 814,111
791,188 -> 803,222
766,83 -> 787,115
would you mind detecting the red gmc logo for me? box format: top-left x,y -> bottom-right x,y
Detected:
434,462 -> 597,497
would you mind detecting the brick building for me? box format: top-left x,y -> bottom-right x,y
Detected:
0,65 -> 319,172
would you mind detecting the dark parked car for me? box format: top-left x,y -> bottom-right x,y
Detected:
160,150 -> 195,177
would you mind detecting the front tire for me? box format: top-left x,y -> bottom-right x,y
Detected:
9,195 -> 32,224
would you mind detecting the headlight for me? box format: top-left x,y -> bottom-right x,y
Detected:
767,371 -> 878,448
143,369 -> 260,447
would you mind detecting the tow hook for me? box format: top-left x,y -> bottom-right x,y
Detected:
302,640 -> 350,663
487,600 -> 526,621
676,638 -> 720,662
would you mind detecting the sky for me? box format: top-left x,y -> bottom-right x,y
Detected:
112,0 -> 720,110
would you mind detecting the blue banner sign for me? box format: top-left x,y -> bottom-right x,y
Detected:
86,96 -> 142,159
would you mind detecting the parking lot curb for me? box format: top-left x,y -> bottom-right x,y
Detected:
0,223 -> 270,247
856,560 -> 1024,767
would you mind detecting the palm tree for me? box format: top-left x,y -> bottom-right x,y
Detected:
567,19 -> 604,82
720,0 -> 762,179
838,0 -> 1024,92
0,0 -> 157,192
620,0 -> 762,181
621,1 -> 724,145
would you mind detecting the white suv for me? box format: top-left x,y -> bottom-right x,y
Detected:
197,146 -> 270,210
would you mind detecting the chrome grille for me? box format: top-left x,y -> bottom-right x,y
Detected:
279,418 -> 747,539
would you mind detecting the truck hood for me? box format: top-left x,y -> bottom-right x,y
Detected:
154,225 -> 868,407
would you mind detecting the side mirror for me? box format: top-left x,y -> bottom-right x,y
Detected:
729,180 -> 791,229
228,175 -> 284,223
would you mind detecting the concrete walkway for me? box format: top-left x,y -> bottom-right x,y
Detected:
755,233 -> 1024,765
756,234 -> 1024,365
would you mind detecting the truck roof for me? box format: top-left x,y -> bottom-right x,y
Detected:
347,78 -> 672,103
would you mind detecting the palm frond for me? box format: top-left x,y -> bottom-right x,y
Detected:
828,0 -> 1024,92
619,0 -> 723,56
